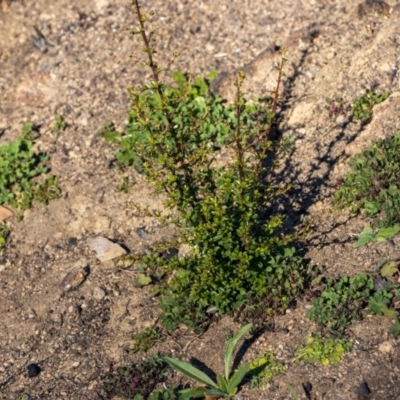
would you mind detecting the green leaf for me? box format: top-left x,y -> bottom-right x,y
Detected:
163,357 -> 218,389
376,226 -> 400,240
380,261 -> 398,277
354,226 -> 374,248
178,387 -> 206,399
224,323 -> 252,380
227,363 -> 250,395
205,388 -> 227,397
134,273 -> 152,287
216,374 -> 228,393
353,235 -> 373,248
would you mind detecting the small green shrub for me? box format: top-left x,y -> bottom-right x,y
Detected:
132,327 -> 164,353
102,354 -> 172,399
334,132 -> 400,228
0,125 -> 61,212
352,89 -> 389,124
102,0 -> 313,331
294,334 -> 353,365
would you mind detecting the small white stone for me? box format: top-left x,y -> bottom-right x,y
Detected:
87,236 -> 127,262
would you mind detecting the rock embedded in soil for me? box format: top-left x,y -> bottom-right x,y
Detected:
59,266 -> 90,292
27,363 -> 41,378
87,236 -> 127,262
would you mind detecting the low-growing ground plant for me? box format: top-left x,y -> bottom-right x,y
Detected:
164,324 -> 256,399
102,0 -> 314,331
132,327 -> 164,353
351,89 -> 389,125
306,273 -> 376,335
307,271 -> 400,336
294,334 -> 353,365
0,123 -> 61,212
334,131 -> 400,229
102,354 -> 174,399
248,352 -> 285,388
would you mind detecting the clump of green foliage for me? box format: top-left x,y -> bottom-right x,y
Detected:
352,89 -> 389,125
0,123 -> 61,211
248,352 -> 285,388
306,274 -> 376,335
294,334 -> 353,365
102,354 -> 174,399
307,270 -> 400,336
164,324 -> 256,399
334,132 -> 400,229
132,327 -> 164,353
102,0 -> 312,331
353,225 -> 400,248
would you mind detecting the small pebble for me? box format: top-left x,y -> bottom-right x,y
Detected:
358,382 -> 371,397
93,287 -> 106,301
27,363 -> 41,378
60,266 -> 90,292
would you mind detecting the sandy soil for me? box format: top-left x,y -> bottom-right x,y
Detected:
1,0 -> 400,399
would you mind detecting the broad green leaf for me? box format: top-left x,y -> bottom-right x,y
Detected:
380,261 -> 398,277
376,226 -> 400,240
216,374 -> 228,393
163,357 -> 218,389
205,388 -> 227,397
227,363 -> 250,395
178,387 -> 206,399
353,234 -> 373,248
224,323 -> 252,380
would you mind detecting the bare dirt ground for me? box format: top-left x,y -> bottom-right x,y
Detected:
1,0 -> 400,399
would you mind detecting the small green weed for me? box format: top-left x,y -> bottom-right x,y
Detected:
352,89 -> 389,124
132,327 -> 164,353
164,324 -> 256,399
334,131 -> 400,229
102,0 -> 313,332
353,225 -> 400,248
306,273 -> 375,334
294,334 -> 353,365
248,352 -> 285,388
116,176 -> 135,193
53,114 -> 67,131
102,354 -> 172,399
0,125 -> 61,211
307,271 -> 400,336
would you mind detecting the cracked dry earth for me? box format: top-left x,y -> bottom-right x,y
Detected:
1,0 -> 400,399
